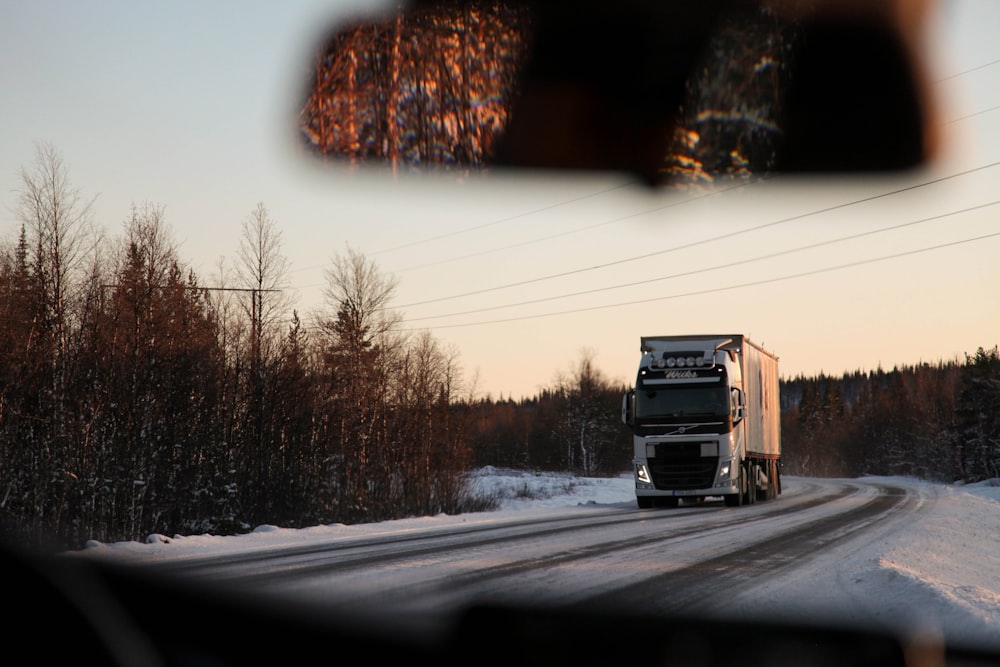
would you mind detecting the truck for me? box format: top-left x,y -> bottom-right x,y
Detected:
621,334 -> 781,508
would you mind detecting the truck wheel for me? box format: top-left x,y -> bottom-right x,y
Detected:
637,497 -> 654,509
745,463 -> 756,505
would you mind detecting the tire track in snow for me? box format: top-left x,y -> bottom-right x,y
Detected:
576,483 -> 916,615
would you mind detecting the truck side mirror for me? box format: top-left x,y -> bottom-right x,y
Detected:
622,390 -> 634,426
731,388 -> 746,423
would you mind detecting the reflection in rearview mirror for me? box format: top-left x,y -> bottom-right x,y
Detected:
298,0 -> 932,186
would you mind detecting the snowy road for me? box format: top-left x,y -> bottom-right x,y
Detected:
129,478 -> 920,635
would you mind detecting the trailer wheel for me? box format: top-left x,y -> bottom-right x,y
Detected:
755,463 -> 768,502
767,460 -> 778,499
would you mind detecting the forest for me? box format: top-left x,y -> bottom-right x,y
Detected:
2,144 -> 998,552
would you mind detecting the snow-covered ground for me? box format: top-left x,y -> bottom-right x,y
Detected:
81,468 -> 1000,651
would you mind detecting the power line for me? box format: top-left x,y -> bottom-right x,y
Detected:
388,176 -> 771,274
947,104 -> 1000,124
100,284 -> 281,293
402,230 -> 1000,330
380,61 -> 1000,274
291,77 -> 1000,286
289,56 -> 1000,282
390,160 -> 1000,310
932,57 -> 1000,83
401,200 -> 1000,322
292,158 -> 997,299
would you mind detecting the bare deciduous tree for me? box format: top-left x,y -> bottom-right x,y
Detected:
319,244 -> 400,349
233,202 -> 296,524
236,202 -> 293,363
16,142 -> 97,358
551,348 -> 624,476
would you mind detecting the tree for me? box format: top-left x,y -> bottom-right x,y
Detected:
15,143 -> 96,362
315,247 -> 400,520
954,347 -> 1000,481
267,312 -> 326,526
387,331 -> 469,514
84,203 -> 225,542
319,245 -> 400,353
236,202 -> 292,364
550,349 -> 628,476
3,144 -> 98,548
312,248 -> 475,521
234,202 -> 294,524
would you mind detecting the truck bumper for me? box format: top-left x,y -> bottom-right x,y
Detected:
634,459 -> 738,497
635,482 -> 738,498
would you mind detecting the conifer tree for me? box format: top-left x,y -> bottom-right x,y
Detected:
954,347 -> 1000,481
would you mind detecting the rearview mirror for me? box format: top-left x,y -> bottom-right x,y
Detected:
298,0 -> 935,186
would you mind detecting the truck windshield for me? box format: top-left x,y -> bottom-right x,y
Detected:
636,386 -> 730,419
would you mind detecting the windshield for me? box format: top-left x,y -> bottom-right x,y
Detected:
636,386 -> 731,419
2,0 -> 1000,662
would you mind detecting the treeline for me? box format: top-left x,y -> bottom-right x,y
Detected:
467,341 -> 1000,493
466,350 -> 632,475
780,350 -> 1000,482
469,350 -> 1000,486
0,145 -> 480,550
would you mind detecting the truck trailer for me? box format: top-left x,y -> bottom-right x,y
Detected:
622,334 -> 781,508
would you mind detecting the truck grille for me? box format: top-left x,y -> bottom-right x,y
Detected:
648,444 -> 717,490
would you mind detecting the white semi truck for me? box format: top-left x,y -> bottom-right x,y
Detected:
622,334 -> 781,508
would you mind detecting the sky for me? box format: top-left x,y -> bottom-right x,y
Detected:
2,0 -> 999,400
78,468 -> 1000,653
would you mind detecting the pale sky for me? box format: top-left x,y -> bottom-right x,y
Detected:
2,0 -> 998,400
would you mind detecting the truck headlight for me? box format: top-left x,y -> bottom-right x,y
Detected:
636,464 -> 652,484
